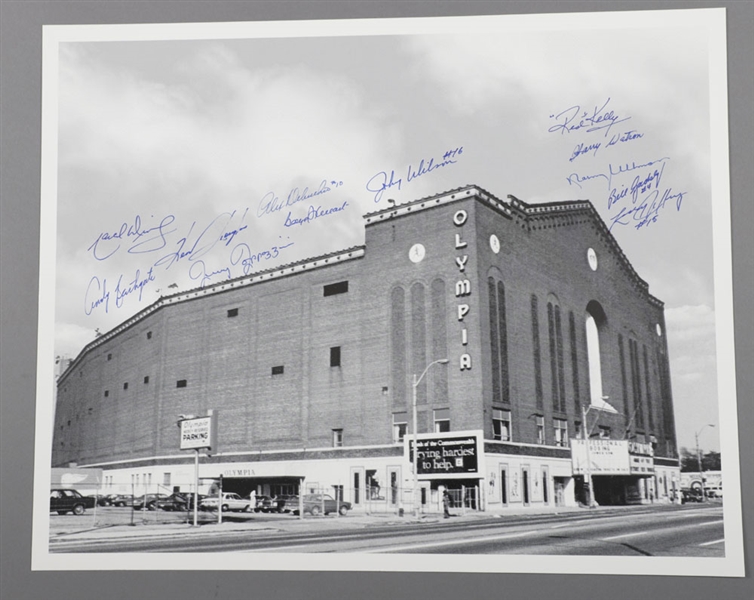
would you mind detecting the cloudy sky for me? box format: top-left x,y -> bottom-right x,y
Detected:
49,12 -> 728,453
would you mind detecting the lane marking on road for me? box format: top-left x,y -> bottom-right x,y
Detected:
601,519 -> 724,541
699,538 -> 725,547
358,530 -> 537,553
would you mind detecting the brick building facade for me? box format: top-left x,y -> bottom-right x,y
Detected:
53,185 -> 680,511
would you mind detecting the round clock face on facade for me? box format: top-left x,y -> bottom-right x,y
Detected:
587,247 -> 598,271
409,243 -> 426,263
490,234 -> 501,254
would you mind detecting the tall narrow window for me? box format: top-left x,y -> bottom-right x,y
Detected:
569,311 -> 581,413
619,334 -> 631,423
390,287 -> 407,408
629,339 -> 644,429
489,278 -> 509,404
585,301 -> 610,408
330,346 -> 341,367
433,408 -> 450,433
531,295 -> 543,409
492,408 -> 511,442
643,345 -> 655,431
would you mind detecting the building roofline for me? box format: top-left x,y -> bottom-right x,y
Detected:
58,245 -> 365,384
364,185 -> 663,309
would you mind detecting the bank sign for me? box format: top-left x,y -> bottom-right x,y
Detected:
406,430 -> 483,479
179,415 -> 216,451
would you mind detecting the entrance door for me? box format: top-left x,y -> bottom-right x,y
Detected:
350,467 -> 365,506
387,467 -> 402,508
522,467 -> 530,506
500,467 -> 508,506
554,478 -> 565,507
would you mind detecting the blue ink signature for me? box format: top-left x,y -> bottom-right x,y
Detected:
283,201 -> 349,227
87,215 -> 177,261
230,238 -> 295,276
548,98 -> 630,138
607,162 -> 666,210
152,211 -> 244,270
188,260 -> 232,288
567,156 -> 670,191
609,188 -> 686,231
85,267 -> 156,314
568,130 -> 645,163
366,147 -> 463,204
257,180 -> 342,218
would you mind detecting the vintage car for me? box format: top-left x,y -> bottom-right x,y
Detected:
294,494 -> 351,516
199,492 -> 252,512
50,489 -> 96,515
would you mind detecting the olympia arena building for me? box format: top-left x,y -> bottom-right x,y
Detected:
53,185 -> 681,513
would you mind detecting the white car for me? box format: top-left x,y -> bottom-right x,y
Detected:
200,492 -> 252,512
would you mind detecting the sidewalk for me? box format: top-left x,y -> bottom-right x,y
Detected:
48,503 -> 656,545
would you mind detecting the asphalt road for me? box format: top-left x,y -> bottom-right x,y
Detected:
50,503 -> 725,557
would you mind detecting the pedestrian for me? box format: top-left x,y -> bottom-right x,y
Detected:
443,489 -> 451,518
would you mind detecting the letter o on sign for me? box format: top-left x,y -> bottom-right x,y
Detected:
453,210 -> 468,226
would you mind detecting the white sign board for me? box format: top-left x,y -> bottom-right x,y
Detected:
179,416 -> 214,450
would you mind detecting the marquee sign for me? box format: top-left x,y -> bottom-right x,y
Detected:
407,430 -> 484,479
571,439 -> 655,476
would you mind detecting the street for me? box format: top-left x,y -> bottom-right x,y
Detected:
49,503 -> 725,557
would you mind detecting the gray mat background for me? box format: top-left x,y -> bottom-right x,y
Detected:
1,1 -> 751,599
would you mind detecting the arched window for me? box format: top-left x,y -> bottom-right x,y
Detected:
585,301 -> 611,409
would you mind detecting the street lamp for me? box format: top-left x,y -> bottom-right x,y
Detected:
412,358 -> 449,520
695,424 -> 715,501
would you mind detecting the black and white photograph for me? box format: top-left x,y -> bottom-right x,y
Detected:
31,8 -> 743,575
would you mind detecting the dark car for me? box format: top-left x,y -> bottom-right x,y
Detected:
254,495 -> 275,513
155,493 -> 205,511
132,493 -> 169,510
111,494 -> 134,507
273,494 -> 299,513
96,494 -> 118,506
296,493 -> 352,516
681,488 -> 704,503
50,489 -> 96,515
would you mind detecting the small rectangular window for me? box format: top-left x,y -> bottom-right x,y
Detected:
123,382 -> 128,390
392,413 -> 407,443
323,281 -> 349,296
146,331 -> 152,339
107,353 -> 112,361
554,418 -> 568,447
492,408 -> 511,442
332,428 -> 343,447
144,376 -> 149,384
536,415 -> 545,444
104,390 -> 109,397
433,408 -> 450,433
176,379 -> 187,388
330,346 -> 341,367
271,365 -> 284,376
227,308 -> 239,318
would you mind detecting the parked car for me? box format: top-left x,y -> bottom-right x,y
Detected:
111,494 -> 134,507
50,489 -> 96,515
295,494 -> 351,516
132,493 -> 169,510
154,492 -> 195,511
96,494 -> 118,506
200,492 -> 252,512
681,488 -> 704,503
253,495 -> 275,513
273,494 -> 299,513
705,486 -> 723,499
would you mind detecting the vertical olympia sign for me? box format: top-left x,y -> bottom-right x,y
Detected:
454,209 -> 472,371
